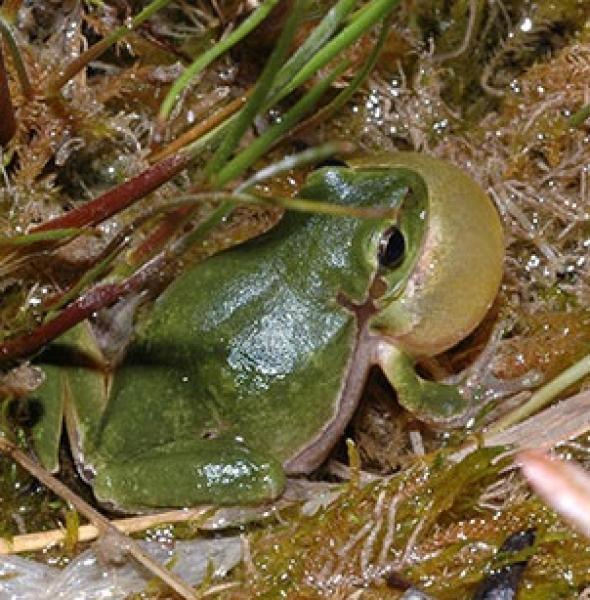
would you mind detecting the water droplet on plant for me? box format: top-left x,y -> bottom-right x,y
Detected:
519,17 -> 533,32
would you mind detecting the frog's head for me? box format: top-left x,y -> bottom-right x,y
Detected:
360,153 -> 504,357
306,153 -> 504,358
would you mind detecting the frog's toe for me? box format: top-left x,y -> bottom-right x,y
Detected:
92,436 -> 285,510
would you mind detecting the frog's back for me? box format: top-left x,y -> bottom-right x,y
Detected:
96,170 -> 410,465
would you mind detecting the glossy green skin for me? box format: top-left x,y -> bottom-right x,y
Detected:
31,154 -> 504,510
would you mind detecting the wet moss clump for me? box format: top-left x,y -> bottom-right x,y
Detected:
197,448 -> 590,598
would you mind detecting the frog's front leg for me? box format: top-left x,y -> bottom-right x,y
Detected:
375,340 -> 466,419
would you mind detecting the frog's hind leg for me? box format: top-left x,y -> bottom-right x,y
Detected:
28,364 -> 66,473
92,436 -> 285,510
29,322 -> 108,474
376,340 -> 467,420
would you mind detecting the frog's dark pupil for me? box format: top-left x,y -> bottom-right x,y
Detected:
379,226 -> 405,268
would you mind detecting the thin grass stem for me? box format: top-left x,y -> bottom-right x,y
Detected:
158,0 -> 281,121
283,12 -> 391,142
270,0 -> 400,105
488,352 -> 590,434
145,191 -> 398,220
32,152 -> 188,232
149,92 -> 250,162
204,0 -> 305,182
213,61 -> 348,188
0,507 -> 211,555
270,0 -> 357,94
0,228 -> 82,246
236,141 -> 356,191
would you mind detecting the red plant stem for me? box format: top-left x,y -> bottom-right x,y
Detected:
127,204 -> 194,266
32,152 -> 189,232
0,254 -> 166,361
0,44 -> 16,145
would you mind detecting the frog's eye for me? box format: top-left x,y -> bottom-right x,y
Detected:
378,226 -> 405,269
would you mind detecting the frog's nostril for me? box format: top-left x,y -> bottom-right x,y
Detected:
378,226 -> 405,269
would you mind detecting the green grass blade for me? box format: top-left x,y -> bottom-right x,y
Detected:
0,228 -> 82,246
203,1 -> 306,183
272,0 -> 400,105
271,0 -> 358,93
236,141 -> 355,192
157,190 -> 396,220
488,352 -> 590,434
158,0 -> 281,121
212,61 -> 348,188
292,11 -> 393,135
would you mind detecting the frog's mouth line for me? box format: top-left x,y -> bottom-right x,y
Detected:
283,321 -> 375,475
336,290 -> 378,326
285,290 -> 381,474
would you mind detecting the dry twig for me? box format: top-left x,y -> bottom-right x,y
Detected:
0,437 -> 199,600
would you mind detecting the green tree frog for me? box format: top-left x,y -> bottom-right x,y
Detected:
30,153 -> 503,511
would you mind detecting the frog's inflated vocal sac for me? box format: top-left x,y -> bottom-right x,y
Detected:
31,153 -> 504,511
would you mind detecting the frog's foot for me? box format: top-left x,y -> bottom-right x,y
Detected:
375,340 -> 467,421
440,318 -> 543,405
92,436 -> 285,511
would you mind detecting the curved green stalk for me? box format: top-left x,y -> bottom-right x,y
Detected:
286,11 -> 392,140
158,0 -> 281,121
212,61 -> 348,188
156,190 -> 395,219
204,0 -> 304,182
489,352 -> 590,434
270,0 -> 358,94
236,141 -> 355,191
271,0 -> 400,105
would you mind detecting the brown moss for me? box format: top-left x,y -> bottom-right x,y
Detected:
494,310 -> 590,381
